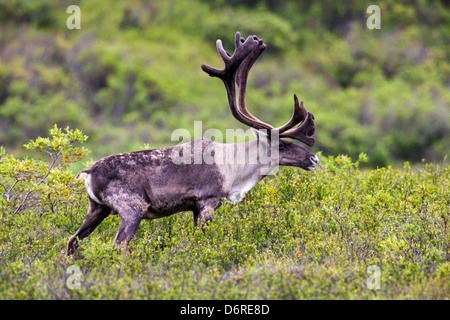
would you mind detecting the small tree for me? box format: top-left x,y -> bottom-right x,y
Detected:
0,125 -> 89,217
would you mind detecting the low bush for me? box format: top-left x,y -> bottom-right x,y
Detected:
1,128 -> 449,299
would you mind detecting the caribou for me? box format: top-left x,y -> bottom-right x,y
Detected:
67,32 -> 319,255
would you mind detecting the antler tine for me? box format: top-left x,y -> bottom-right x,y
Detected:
201,32 -> 274,131
279,104 -> 316,146
201,32 -> 251,80
276,94 -> 307,132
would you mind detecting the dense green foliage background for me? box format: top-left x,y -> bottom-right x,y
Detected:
0,0 -> 449,167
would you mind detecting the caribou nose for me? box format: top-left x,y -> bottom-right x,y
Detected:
307,155 -> 319,171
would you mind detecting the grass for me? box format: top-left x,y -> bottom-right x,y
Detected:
0,156 -> 449,299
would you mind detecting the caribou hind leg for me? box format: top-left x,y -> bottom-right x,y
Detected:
67,199 -> 111,255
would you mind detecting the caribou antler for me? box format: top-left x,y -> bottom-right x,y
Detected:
202,32 -> 315,146
201,32 -> 270,130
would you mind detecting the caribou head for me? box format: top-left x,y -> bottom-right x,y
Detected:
201,32 -> 318,171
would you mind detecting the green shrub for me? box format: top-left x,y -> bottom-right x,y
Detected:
0,125 -> 89,216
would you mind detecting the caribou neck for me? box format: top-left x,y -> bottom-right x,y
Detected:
216,139 -> 277,204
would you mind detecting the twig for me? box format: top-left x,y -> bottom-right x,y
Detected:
13,149 -> 62,215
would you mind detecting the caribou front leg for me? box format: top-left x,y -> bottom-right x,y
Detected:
113,213 -> 142,254
193,198 -> 222,229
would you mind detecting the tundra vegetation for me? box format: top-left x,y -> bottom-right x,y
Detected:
0,128 -> 449,299
0,0 -> 449,299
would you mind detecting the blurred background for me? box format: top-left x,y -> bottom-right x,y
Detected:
0,0 -> 448,168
